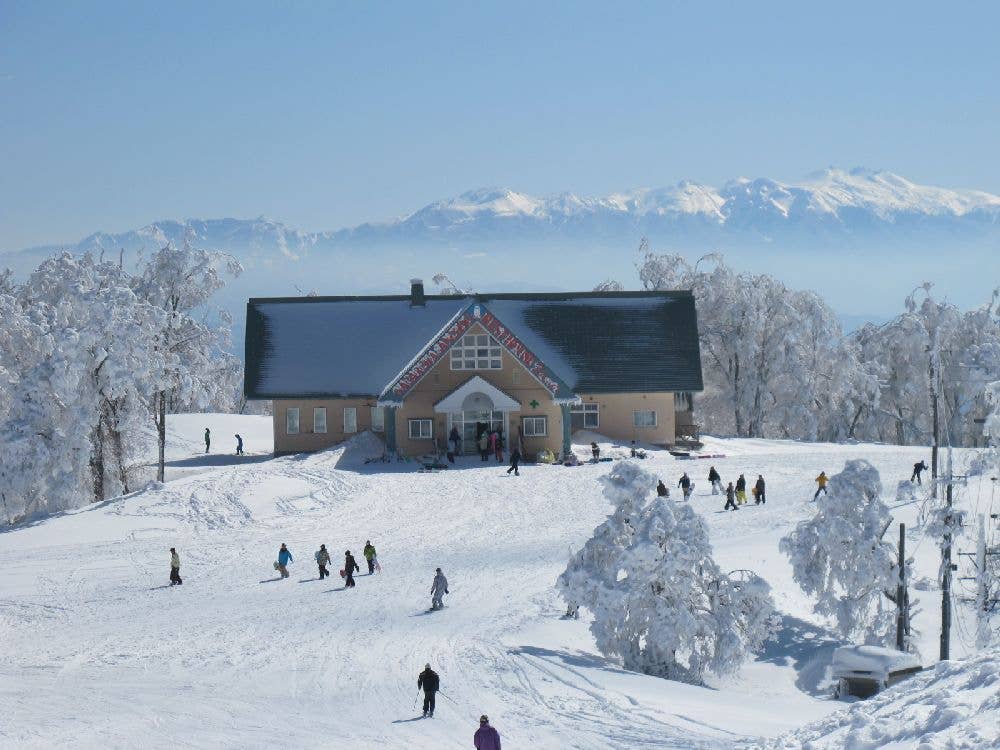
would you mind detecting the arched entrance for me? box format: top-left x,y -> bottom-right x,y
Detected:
448,391 -> 506,455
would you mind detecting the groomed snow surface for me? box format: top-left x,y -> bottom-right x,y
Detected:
1,415 -> 997,749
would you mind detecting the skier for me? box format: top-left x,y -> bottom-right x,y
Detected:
169,547 -> 182,585
363,540 -> 377,575
417,663 -> 440,718
204,427 -> 211,454
754,475 -> 766,505
315,544 -> 330,579
474,715 -> 502,750
591,442 -> 600,462
235,434 -> 244,455
430,567 -> 449,610
343,550 -> 360,588
911,460 -> 928,485
656,479 -> 669,497
449,425 -> 462,455
478,432 -> 490,462
735,473 -> 747,504
813,471 -> 828,500
506,447 -> 521,476
276,543 -> 293,579
724,481 -> 738,511
677,472 -> 692,500
708,466 -> 721,495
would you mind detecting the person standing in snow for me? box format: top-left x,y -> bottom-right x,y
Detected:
204,427 -> 211,454
494,430 -> 504,463
735,473 -> 747,504
678,472 -> 692,500
656,479 -> 669,497
813,471 -> 828,500
591,442 -> 600,462
911,460 -> 928,485
708,466 -> 721,495
315,544 -> 331,579
418,663 -> 440,718
235,434 -> 244,455
169,547 -> 182,585
754,475 -> 766,505
724,481 -> 738,511
276,543 -> 293,578
449,426 -> 462,455
478,431 -> 490,462
343,550 -> 360,587
363,540 -> 377,574
506,447 -> 521,476
430,567 -> 449,610
474,715 -> 501,750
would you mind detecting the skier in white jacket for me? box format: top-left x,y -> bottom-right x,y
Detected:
430,568 -> 449,610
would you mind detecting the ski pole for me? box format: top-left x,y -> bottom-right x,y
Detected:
437,690 -> 459,706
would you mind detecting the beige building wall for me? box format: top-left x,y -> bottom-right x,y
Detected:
575,392 -> 676,446
273,397 -> 384,454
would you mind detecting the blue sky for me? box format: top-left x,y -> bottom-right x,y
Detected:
1,0 -> 998,249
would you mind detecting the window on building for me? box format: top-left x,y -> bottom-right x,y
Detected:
675,392 -> 694,412
286,407 -> 300,435
571,402 -> 599,429
450,334 -> 502,370
343,407 -> 358,434
522,416 -> 547,437
313,407 -> 327,434
371,406 -> 385,432
633,410 -> 657,428
408,418 -> 433,439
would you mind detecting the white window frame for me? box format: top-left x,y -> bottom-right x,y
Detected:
522,416 -> 547,437
408,418 -> 433,440
450,333 -> 503,371
633,409 -> 657,428
371,406 -> 385,433
343,407 -> 358,434
313,407 -> 327,434
571,402 -> 600,429
286,407 -> 300,435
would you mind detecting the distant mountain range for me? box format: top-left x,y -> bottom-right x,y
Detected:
4,168 -> 999,341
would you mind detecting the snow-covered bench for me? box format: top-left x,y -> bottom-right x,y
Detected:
832,645 -> 922,699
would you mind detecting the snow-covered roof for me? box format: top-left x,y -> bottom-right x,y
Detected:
831,645 -> 922,680
244,291 -> 703,399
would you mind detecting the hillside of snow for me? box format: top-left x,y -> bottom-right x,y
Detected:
1,416 -> 996,748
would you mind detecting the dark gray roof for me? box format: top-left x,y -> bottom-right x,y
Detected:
244,291 -> 703,399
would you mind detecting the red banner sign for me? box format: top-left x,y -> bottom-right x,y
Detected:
479,311 -> 561,394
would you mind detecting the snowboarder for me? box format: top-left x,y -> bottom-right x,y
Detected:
169,547 -> 182,585
506,447 -> 521,476
591,442 -> 600,462
474,715 -> 502,750
478,432 -> 490,462
363,540 -> 377,574
754,475 -> 766,505
911,460 -> 928,485
276,543 -> 293,578
735,473 -> 748,504
430,567 -> 449,610
417,663 -> 440,717
343,550 -> 360,587
235,434 -> 244,455
449,425 -> 462,455
315,544 -> 330,579
204,427 -> 211,454
813,471 -> 828,500
708,466 -> 721,495
678,472 -> 692,500
656,479 -> 669,497
724,481 -> 738,511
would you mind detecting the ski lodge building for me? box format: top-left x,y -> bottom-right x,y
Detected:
244,280 -> 703,458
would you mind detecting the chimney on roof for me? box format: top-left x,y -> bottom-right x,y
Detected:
410,278 -> 425,307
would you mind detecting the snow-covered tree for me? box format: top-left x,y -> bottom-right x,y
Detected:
558,462 -> 777,683
780,460 -> 903,646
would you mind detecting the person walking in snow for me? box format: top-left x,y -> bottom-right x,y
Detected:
474,715 -> 502,750
276,543 -> 293,578
678,472 -> 692,500
430,567 -> 449,610
343,550 -> 360,587
506,447 -> 521,476
754,475 -> 766,505
911,460 -> 928,485
478,431 -> 490,462
169,547 -> 182,585
315,544 -> 331,579
418,663 -> 440,718
591,442 -> 600,462
449,426 -> 462,455
708,466 -> 721,495
656,479 -> 669,497
724,481 -> 738,511
235,434 -> 244,455
813,471 -> 828,500
204,427 -> 211,454
735,473 -> 748,504
363,540 -> 377,575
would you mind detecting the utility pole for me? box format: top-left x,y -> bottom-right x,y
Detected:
896,522 -> 907,651
940,476 -> 953,661
928,341 -> 940,499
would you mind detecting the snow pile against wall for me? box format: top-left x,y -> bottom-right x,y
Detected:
333,430 -> 386,468
765,647 -> 1000,749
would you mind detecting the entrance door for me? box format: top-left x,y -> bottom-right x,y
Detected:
449,410 -> 505,454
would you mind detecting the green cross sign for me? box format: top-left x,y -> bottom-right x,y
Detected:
529,399 -> 539,409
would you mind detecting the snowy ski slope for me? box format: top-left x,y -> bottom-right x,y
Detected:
1,414 -> 994,748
